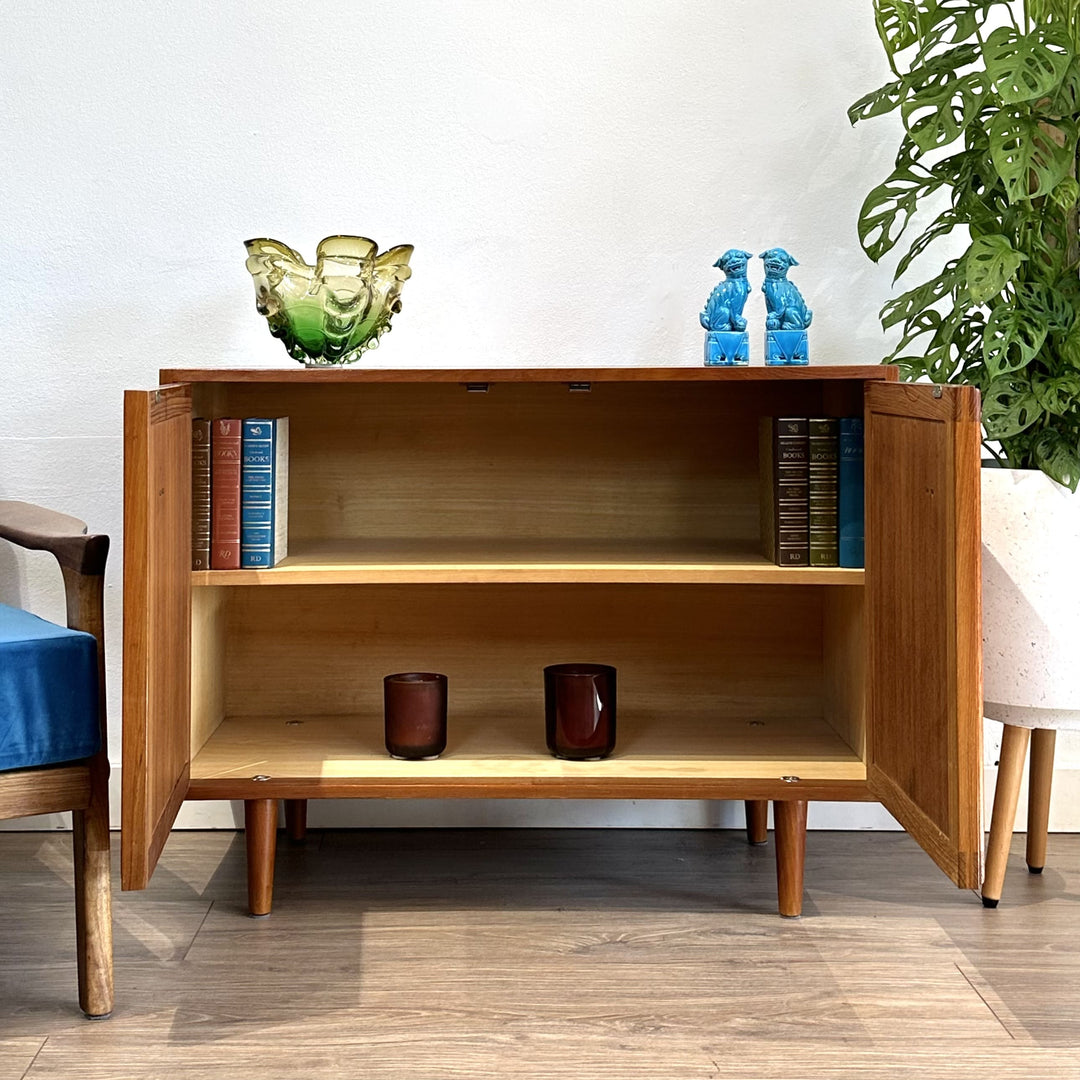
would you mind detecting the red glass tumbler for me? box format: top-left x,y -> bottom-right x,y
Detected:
544,663 -> 617,760
384,672 -> 448,760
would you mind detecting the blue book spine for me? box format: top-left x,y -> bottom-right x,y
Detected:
241,419 -> 277,568
838,417 -> 865,569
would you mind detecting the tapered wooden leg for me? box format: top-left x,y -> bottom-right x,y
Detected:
284,799 -> 308,843
245,799 -> 279,917
745,800 -> 768,845
1026,728 -> 1056,874
773,800 -> 807,918
982,724 -> 1030,908
72,772 -> 113,1019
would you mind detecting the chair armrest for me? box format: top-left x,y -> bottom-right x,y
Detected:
0,500 -> 108,576
0,500 -> 111,751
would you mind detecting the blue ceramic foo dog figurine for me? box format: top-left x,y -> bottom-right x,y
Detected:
700,249 -> 752,365
760,248 -> 812,365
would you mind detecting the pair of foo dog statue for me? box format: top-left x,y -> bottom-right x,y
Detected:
700,248 -> 812,366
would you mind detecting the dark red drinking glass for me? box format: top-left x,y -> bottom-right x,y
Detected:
544,663 -> 617,760
384,672 -> 448,759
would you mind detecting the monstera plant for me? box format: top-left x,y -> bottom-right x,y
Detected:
853,1 -> 1080,908
850,0 -> 1080,490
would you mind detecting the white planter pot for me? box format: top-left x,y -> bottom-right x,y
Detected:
982,466 -> 1080,727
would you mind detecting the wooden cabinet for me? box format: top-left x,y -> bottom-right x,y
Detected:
122,366 -> 983,916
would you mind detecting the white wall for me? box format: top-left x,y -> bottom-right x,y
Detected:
3,0 -> 1077,831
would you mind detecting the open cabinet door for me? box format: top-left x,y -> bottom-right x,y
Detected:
122,384 -> 192,890
866,381 -> 983,888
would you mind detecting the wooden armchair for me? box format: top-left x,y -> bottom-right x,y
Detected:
0,500 -> 113,1018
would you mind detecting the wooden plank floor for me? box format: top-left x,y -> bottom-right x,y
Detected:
2,828 -> 1080,1078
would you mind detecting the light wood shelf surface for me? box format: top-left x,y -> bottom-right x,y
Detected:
163,365 -> 896,384
192,538 -> 865,586
189,712 -> 866,787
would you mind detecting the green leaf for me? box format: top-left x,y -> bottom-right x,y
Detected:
909,41 -> 983,84
1050,56 -> 1080,112
1033,429 -> 1080,490
857,166 -> 942,262
894,134 -> 924,171
988,108 -> 1078,202
1051,175 -> 1080,210
965,235 -> 1025,303
926,343 -> 962,382
982,375 -> 1043,438
913,2 -> 993,65
885,308 -> 943,361
1016,280 -> 1075,331
1016,208 -> 1070,281
982,304 -> 1050,378
892,355 -> 932,380
982,25 -> 1073,105
849,78 -> 907,124
948,310 -> 990,379
1060,319 -> 1080,367
926,349 -> 959,382
894,212 -> 961,281
880,262 -> 963,329
902,70 -> 988,152
1033,372 -> 1080,415
874,0 -> 921,58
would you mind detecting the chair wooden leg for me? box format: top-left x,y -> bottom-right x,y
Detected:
1026,728 -> 1056,874
284,799 -> 308,843
982,724 -> 1030,908
773,800 -> 807,918
744,799 -> 768,845
72,780 -> 113,1019
245,799 -> 279,917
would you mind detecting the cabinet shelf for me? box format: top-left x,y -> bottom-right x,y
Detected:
187,712 -> 868,800
191,538 -> 864,586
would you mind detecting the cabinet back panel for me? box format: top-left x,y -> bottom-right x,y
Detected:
214,381 -> 835,544
221,584 -> 828,725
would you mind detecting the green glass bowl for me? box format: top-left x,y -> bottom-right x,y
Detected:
244,235 -> 413,367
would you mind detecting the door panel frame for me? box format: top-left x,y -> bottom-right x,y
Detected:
122,384 -> 192,890
865,381 -> 983,888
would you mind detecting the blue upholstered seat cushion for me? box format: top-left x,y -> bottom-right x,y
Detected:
0,602 -> 100,771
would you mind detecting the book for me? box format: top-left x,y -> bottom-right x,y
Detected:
759,417 -> 809,566
210,418 -> 243,570
191,419 -> 211,571
241,417 -> 290,568
838,416 -> 865,568
808,418 -> 839,567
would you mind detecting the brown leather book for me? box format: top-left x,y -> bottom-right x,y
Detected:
808,418 -> 839,567
191,419 -> 211,570
210,418 -> 242,570
759,417 -> 809,566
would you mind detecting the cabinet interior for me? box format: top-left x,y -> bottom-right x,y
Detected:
189,378 -> 865,580
189,582 -> 866,786
186,375 -> 868,792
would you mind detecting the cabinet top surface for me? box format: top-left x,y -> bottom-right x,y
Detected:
160,365 -> 897,384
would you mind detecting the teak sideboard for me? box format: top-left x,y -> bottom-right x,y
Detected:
122,366 -> 983,918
